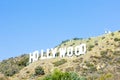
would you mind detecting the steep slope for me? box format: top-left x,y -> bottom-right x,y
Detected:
1,30 -> 120,80
0,54 -> 29,77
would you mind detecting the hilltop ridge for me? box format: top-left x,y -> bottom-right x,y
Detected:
0,30 -> 120,80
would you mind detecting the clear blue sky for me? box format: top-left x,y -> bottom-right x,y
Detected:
0,0 -> 120,61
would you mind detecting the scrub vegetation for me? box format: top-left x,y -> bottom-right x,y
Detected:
0,30 -> 120,80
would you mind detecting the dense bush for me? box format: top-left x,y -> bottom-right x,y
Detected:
73,38 -> 83,40
61,39 -> 69,44
114,38 -> 120,41
35,66 -> 45,76
53,59 -> 67,67
17,55 -> 29,66
42,69 -> 87,80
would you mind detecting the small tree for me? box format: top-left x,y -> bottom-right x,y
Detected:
35,66 -> 45,76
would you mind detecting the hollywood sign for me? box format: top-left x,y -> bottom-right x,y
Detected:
29,43 -> 86,63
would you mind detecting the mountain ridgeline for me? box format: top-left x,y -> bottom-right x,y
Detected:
0,30 -> 120,80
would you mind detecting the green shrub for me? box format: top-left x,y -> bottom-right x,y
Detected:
89,66 -> 97,73
73,38 -> 83,40
26,71 -> 30,73
64,43 -> 66,46
95,43 -> 98,46
17,55 -> 29,66
102,37 -> 105,40
62,39 -> 69,44
88,38 -> 91,40
85,61 -> 92,67
111,33 -> 114,36
53,59 -> 67,67
42,69 -> 87,80
114,38 -> 120,41
35,66 -> 45,76
100,51 -> 107,56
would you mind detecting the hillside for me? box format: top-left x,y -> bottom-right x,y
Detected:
0,30 -> 120,80
0,54 -> 29,80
